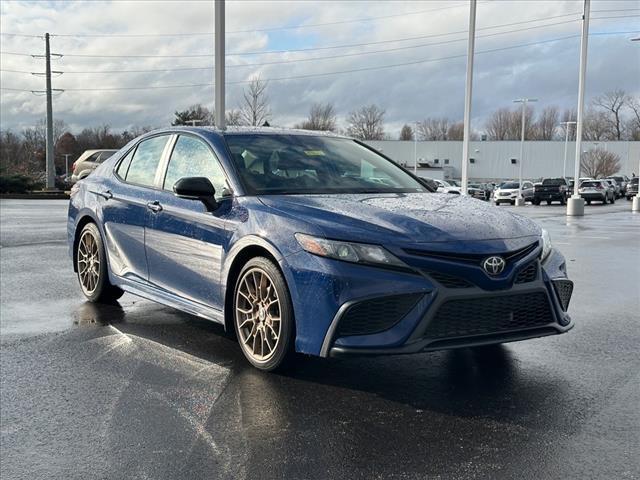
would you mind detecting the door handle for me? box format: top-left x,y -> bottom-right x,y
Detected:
146,201 -> 163,213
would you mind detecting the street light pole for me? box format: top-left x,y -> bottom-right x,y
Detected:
560,120 -> 576,178
413,121 -> 418,175
64,153 -> 71,179
460,0 -> 477,197
567,0 -> 590,216
214,0 -> 225,130
513,97 -> 537,206
631,36 -> 640,212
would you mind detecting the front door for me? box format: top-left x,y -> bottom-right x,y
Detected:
145,134 -> 232,309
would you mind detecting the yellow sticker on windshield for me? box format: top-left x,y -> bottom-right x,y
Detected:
304,150 -> 325,156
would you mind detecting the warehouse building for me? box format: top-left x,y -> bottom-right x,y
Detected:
365,140 -> 640,181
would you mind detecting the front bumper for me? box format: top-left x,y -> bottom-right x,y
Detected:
284,244 -> 573,357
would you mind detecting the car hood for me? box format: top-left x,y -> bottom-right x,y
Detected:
259,192 -> 541,243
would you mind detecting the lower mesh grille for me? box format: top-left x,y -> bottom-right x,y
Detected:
553,280 -> 574,311
337,293 -> 422,336
425,271 -> 473,288
515,262 -> 538,283
424,292 -> 553,339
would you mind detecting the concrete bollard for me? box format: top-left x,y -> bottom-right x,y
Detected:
567,195 -> 585,216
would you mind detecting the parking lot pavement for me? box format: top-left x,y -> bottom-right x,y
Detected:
1,199 -> 639,479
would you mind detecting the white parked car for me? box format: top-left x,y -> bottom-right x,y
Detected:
493,181 -> 532,205
433,179 -> 461,194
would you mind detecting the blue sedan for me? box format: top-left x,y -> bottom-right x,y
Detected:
68,127 -> 574,371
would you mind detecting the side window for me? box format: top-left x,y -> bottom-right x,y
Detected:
87,152 -> 101,162
97,151 -> 116,163
125,136 -> 169,187
116,148 -> 135,178
163,135 -> 227,197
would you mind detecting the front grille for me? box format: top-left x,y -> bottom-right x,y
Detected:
553,280 -> 574,311
515,262 -> 538,283
425,271 -> 473,288
336,293 -> 422,337
424,292 -> 553,339
404,241 -> 539,265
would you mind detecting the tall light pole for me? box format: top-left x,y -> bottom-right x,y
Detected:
460,0 -> 477,196
214,0 -> 225,130
413,121 -> 418,174
44,33 -> 55,190
631,36 -> 640,212
567,0 -> 590,216
560,120 -> 576,178
513,97 -> 537,206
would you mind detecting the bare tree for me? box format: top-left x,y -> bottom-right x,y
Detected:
580,149 -> 621,178
625,96 -> 640,141
240,77 -> 271,127
485,106 -> 535,140
533,106 -> 559,140
446,121 -> 466,140
295,103 -> 337,131
416,118 -> 449,140
225,109 -> 243,126
582,109 -> 612,141
592,89 -> 628,140
398,124 -> 414,140
345,104 -> 385,140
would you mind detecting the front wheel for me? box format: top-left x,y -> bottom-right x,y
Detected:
610,195 -> 615,204
76,223 -> 124,302
233,257 -> 295,371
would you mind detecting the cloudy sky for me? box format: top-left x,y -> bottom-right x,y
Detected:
1,0 -> 639,136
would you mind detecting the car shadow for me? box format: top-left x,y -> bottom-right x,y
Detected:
72,300 -> 570,428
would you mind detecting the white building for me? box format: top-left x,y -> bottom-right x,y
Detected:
365,140 -> 640,181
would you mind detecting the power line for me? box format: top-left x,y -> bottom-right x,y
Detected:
2,30 -> 634,93
19,12 -> 582,60
0,18 -> 588,75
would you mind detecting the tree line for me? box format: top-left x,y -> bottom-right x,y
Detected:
1,82 -> 638,179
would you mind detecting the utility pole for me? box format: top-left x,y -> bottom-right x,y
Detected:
567,0 -> 590,216
45,33 -> 55,190
460,0 -> 477,196
560,120 -> 576,178
214,0 -> 225,130
513,97 -> 537,206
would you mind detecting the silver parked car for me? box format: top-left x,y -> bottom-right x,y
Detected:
70,150 -> 118,183
578,180 -> 615,205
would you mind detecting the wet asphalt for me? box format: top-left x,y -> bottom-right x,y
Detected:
0,199 -> 638,480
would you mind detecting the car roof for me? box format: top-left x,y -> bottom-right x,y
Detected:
140,125 -> 350,140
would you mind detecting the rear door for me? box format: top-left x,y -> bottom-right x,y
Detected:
145,134 -> 232,309
101,135 -> 171,283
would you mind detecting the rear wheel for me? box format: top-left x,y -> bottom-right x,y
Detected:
233,257 -> 294,371
560,196 -> 566,205
76,223 -> 124,302
546,200 -> 552,205
587,200 -> 591,205
610,194 -> 615,204
533,199 -> 541,205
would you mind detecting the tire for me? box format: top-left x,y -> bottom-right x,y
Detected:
610,195 -> 615,204
233,257 -> 295,372
510,200 -> 515,205
76,223 -> 124,303
587,200 -> 591,205
546,200 -> 552,205
533,199 -> 540,206
495,201 -> 500,206
560,197 -> 566,206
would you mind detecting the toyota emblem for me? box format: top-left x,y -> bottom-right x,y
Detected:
483,256 -> 506,275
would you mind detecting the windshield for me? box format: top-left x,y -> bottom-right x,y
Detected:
499,182 -> 519,189
581,181 -> 600,187
542,178 -> 565,185
224,134 -> 430,195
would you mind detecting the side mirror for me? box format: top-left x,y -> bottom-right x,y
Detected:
173,176 -> 217,211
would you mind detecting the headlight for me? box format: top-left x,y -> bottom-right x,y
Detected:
295,233 -> 406,269
541,228 -> 552,261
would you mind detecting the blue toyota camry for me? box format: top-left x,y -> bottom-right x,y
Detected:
68,127 -> 574,371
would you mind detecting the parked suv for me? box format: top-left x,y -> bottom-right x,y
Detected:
533,178 -> 569,205
70,150 -> 118,183
626,177 -> 639,200
494,181 -> 532,205
578,180 -> 615,205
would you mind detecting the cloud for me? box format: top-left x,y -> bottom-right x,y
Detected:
1,0 -> 638,136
